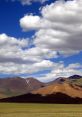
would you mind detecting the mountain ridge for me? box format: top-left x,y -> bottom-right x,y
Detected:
0,77 -> 45,99
0,74 -> 82,102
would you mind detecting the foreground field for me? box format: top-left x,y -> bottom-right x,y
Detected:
0,103 -> 82,117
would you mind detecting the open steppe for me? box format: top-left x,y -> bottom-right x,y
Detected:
0,103 -> 82,117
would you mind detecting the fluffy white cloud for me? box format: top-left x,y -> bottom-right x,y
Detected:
0,33 -> 56,74
0,60 -> 54,74
37,63 -> 82,82
20,0 -> 82,56
0,33 -> 82,81
25,60 -> 54,73
26,47 -> 58,59
0,0 -> 82,82
20,15 -> 42,31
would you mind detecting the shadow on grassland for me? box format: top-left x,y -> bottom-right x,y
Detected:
0,93 -> 82,104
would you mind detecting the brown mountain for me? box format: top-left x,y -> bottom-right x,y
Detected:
0,75 -> 82,103
32,77 -> 82,98
47,75 -> 82,85
25,78 -> 45,90
69,75 -> 82,79
33,75 -> 82,97
0,77 -> 45,99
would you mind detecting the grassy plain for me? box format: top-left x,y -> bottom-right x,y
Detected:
0,103 -> 82,117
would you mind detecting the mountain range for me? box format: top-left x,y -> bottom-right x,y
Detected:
0,77 -> 45,99
0,75 -> 82,103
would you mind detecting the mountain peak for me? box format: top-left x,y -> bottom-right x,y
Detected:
68,75 -> 82,79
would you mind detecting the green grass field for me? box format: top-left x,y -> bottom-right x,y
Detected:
0,103 -> 82,117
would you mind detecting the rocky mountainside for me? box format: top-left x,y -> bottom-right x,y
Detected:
32,82 -> 82,98
0,77 -> 45,99
32,75 -> 82,98
0,75 -> 82,103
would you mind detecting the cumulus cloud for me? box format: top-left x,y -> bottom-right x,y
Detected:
0,59 -> 54,74
37,63 -> 82,82
20,0 -> 82,56
20,15 -> 42,31
0,0 -> 82,82
0,33 -> 56,74
19,0 -> 82,81
0,34 -> 82,81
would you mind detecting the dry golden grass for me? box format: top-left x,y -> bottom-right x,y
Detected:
0,103 -> 82,117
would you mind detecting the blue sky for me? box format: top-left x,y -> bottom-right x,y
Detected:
0,0 -> 82,82
0,0 -> 40,38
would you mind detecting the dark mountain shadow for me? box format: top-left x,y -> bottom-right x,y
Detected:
0,93 -> 82,104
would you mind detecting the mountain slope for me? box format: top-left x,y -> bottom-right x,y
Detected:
0,77 -> 45,99
0,75 -> 82,100
32,82 -> 82,98
68,75 -> 82,86
25,78 -> 45,91
0,77 -> 27,98
47,75 -> 82,86
32,75 -> 82,98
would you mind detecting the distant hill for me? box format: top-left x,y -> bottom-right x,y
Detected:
0,74 -> 82,104
32,75 -> 82,98
32,82 -> 82,98
47,75 -> 82,87
68,75 -> 82,87
69,75 -> 82,79
0,77 -> 45,99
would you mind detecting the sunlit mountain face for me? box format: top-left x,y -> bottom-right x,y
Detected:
0,75 -> 82,100
0,0 -> 82,83
1,75 -> 82,103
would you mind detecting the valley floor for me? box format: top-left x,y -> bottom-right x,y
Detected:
0,103 -> 82,117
